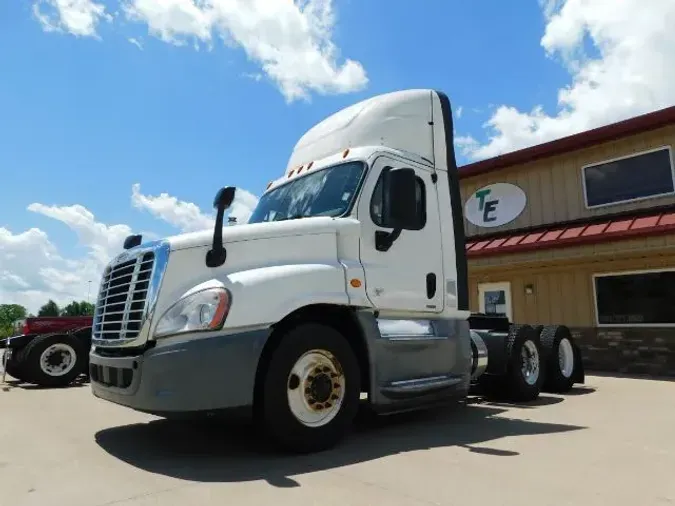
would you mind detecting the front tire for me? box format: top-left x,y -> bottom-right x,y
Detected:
260,323 -> 361,453
21,333 -> 87,387
3,351 -> 33,383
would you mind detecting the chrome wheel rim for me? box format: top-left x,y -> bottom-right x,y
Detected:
39,343 -> 76,377
287,349 -> 346,428
521,340 -> 540,386
558,338 -> 575,378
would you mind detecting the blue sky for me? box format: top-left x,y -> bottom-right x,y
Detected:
1,0 -> 673,310
1,1 -> 559,236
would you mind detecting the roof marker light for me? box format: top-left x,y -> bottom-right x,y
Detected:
342,149 -> 350,158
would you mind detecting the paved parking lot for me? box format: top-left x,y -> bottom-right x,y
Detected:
1,374 -> 674,506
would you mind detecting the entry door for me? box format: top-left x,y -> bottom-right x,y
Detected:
478,282 -> 513,321
358,155 -> 444,314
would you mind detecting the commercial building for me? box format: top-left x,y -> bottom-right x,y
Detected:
459,106 -> 675,376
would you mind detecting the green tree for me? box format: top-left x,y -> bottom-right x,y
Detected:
37,300 -> 60,317
61,301 -> 95,316
0,304 -> 27,338
78,301 -> 95,316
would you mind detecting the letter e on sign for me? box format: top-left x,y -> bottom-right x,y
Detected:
464,183 -> 527,228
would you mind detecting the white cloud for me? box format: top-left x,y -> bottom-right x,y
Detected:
128,37 -> 144,50
33,0 -> 111,37
131,183 -> 215,232
0,226 -> 98,313
459,0 -> 675,161
131,183 -> 259,228
228,188 -> 259,224
0,184 -> 259,314
31,0 -> 368,102
124,0 -> 367,101
27,203 -> 133,265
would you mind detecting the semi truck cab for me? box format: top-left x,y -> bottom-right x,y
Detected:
89,89 -> 579,453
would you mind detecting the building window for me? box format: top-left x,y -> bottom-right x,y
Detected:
594,270 -> 675,326
370,167 -> 427,230
582,147 -> 674,208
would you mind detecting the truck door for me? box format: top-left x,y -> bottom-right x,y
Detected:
358,155 -> 444,313
357,155 -> 469,411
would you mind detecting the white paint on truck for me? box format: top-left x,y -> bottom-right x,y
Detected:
87,89 -> 574,453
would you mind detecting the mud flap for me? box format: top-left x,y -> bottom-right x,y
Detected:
571,340 -> 585,384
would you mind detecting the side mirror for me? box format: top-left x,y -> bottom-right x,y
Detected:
213,187 -> 236,210
206,186 -> 236,268
387,168 -> 419,230
123,234 -> 143,250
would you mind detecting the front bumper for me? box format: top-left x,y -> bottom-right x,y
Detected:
89,328 -> 271,416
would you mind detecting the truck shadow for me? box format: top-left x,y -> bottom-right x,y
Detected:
1,375 -> 89,390
94,397 -> 586,487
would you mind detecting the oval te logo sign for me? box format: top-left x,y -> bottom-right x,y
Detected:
464,183 -> 527,228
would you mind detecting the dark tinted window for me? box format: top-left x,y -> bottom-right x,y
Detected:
583,148 -> 674,208
595,271 -> 675,325
370,167 -> 426,230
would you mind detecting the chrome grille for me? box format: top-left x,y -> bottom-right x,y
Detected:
93,251 -> 155,341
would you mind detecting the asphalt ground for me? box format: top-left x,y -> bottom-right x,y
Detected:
1,374 -> 674,506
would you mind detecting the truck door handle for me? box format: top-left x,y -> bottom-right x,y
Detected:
426,273 -> 437,299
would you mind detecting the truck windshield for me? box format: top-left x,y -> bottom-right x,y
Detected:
248,161 -> 365,224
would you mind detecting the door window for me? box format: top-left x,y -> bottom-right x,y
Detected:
370,167 -> 427,230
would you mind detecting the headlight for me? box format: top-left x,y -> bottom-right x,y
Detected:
154,287 -> 231,338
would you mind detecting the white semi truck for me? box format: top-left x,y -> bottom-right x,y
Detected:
89,89 -> 584,453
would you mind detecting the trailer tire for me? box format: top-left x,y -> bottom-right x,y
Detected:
502,324 -> 544,402
540,325 -> 577,393
3,351 -> 33,383
21,333 -> 87,388
259,323 -> 361,453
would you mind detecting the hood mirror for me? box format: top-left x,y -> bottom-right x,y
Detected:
206,186 -> 236,268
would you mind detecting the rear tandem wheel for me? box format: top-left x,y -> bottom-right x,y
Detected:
479,324 -> 544,403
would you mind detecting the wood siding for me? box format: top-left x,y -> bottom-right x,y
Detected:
468,236 -> 675,327
460,125 -> 675,237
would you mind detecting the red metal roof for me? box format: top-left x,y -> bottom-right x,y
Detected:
459,105 -> 675,179
466,210 -> 675,258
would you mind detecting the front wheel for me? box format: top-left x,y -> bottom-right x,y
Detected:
21,333 -> 87,387
3,349 -> 33,383
259,323 -> 361,453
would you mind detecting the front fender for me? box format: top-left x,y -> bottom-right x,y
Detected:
222,263 -> 350,329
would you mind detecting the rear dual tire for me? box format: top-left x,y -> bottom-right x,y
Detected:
259,323 -> 361,454
480,324 -> 544,403
539,325 -> 578,393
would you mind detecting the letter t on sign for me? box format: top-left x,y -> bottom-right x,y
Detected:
474,189 -> 491,211
474,188 -> 499,223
